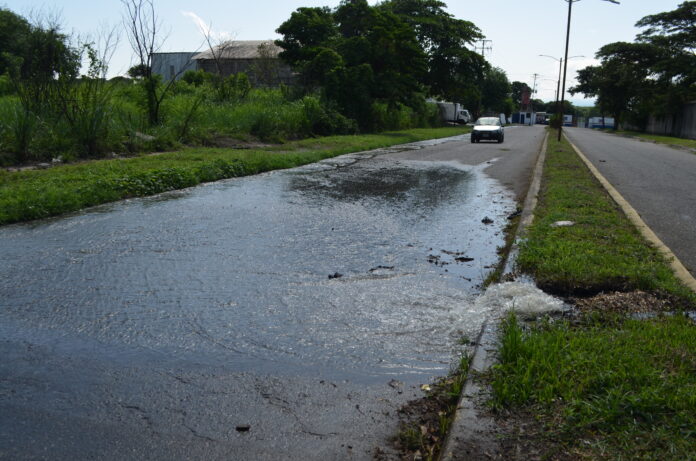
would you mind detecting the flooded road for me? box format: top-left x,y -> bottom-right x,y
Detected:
0,127 -> 545,459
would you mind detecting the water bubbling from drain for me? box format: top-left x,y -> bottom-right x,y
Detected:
473,281 -> 567,321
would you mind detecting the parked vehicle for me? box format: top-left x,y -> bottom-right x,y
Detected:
435,101 -> 471,124
471,117 -> 504,143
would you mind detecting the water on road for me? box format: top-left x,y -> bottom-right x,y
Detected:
0,141 -> 519,459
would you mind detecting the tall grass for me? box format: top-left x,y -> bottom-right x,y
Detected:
1,76 -> 439,166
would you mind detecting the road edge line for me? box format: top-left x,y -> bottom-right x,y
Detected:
566,135 -> 696,293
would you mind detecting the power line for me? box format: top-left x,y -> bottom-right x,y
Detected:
476,39 -> 492,58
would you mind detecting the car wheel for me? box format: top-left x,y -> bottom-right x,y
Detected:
498,136 -> 504,143
471,136 -> 476,143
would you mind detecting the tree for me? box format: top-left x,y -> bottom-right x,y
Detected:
380,0 -> 488,104
510,81 -> 531,112
0,8 -> 32,76
480,67 -> 511,115
122,0 -> 174,125
635,1 -> 696,112
275,7 -> 338,88
127,63 -> 149,79
571,2 -> 696,130
276,0 -> 427,130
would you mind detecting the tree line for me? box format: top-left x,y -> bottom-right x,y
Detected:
275,0 -> 514,130
0,1 -> 520,166
570,1 -> 696,131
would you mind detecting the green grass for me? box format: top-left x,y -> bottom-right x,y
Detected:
516,135 -> 695,304
491,312 -> 696,460
0,126 -> 468,225
605,129 -> 696,152
490,132 -> 696,459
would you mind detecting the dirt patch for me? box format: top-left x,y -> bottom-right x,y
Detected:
205,136 -> 274,149
571,290 -> 683,314
378,372 -> 467,460
489,406 -> 584,461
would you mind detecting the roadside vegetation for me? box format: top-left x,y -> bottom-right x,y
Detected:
0,126 -> 469,225
516,135 -> 695,304
492,312 -> 696,460
488,134 -> 696,460
0,1 -> 523,170
570,2 -> 695,134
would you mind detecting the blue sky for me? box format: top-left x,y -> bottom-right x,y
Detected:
1,0 -> 684,105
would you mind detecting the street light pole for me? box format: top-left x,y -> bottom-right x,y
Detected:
558,0 -> 574,141
557,0 -> 619,141
540,54 -> 583,137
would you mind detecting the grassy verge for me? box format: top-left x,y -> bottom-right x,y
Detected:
604,129 -> 696,152
0,126 -> 468,225
491,312 -> 696,460
489,134 -> 696,460
516,134 -> 695,304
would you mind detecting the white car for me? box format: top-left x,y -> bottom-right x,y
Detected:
471,117 -> 504,143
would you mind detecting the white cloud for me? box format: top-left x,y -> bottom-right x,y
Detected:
181,11 -> 233,41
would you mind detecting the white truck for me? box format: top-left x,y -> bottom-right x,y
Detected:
435,101 -> 471,124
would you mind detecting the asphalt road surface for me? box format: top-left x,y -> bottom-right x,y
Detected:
0,125 -> 544,460
564,127 -> 696,277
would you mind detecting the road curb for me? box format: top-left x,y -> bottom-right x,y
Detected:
440,131 -> 550,459
440,322 -> 499,461
566,136 -> 696,293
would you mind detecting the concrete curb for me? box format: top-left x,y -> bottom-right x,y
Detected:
440,131 -> 550,459
566,136 -> 696,293
440,323 -> 499,461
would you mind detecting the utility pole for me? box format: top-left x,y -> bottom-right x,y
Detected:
477,39 -> 492,58
557,0 -> 620,141
531,73 -> 540,115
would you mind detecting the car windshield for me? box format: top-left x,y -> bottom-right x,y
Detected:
475,118 -> 500,126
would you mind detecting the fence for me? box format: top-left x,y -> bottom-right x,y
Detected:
624,102 -> 696,140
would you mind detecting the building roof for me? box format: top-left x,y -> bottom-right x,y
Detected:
192,40 -> 282,60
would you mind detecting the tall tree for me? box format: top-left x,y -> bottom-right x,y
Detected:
122,0 -> 175,125
380,0 -> 488,103
480,67 -> 511,115
571,2 -> 696,129
276,0 -> 426,130
511,81 -> 531,111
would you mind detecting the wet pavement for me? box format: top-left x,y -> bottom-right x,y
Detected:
0,127 -> 544,460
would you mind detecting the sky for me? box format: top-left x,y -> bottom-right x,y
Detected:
1,0 -> 684,106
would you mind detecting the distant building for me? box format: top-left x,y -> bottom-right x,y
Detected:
151,52 -> 198,81
151,40 -> 294,86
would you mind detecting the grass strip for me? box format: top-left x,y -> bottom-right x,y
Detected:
491,312 -> 696,460
0,126 -> 468,225
603,129 -> 696,152
490,133 -> 696,460
516,134 -> 695,304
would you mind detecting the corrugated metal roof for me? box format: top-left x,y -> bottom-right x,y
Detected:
192,40 -> 281,60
